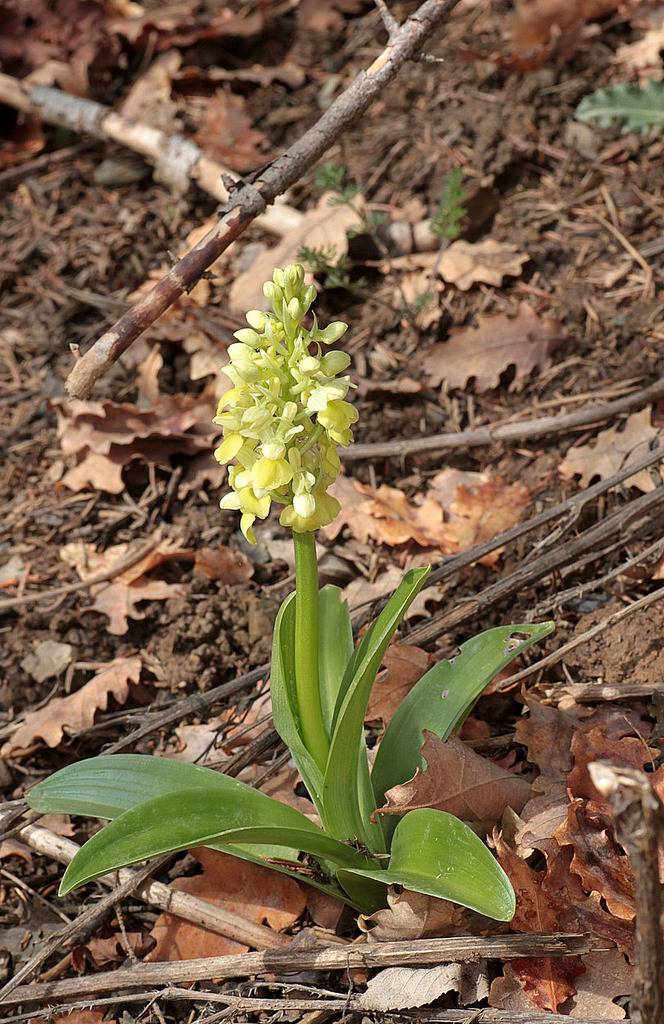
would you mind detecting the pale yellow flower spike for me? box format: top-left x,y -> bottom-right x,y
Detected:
214,264 -> 354,543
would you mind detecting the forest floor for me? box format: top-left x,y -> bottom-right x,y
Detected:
1,0 -> 664,1021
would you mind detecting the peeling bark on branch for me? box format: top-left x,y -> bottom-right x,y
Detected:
58,0 -> 462,399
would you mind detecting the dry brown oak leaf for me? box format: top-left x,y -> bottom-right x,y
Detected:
326,470 -> 529,564
378,731 -> 531,828
3,656 -> 141,755
424,303 -> 564,393
559,406 -> 659,492
438,239 -> 529,291
146,847 -> 305,960
494,835 -> 585,1012
366,644 -> 432,727
56,395 -> 217,494
359,887 -> 466,942
61,538 -> 189,636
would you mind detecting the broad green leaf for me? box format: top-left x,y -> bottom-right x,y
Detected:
576,81 -> 664,134
322,567 -> 430,849
337,808 -> 515,922
371,622 -> 554,819
318,585 -> 353,733
59,785 -> 375,895
271,592 -> 325,815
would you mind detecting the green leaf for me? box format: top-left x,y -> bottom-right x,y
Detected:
271,592 -> 325,815
576,81 -> 664,133
371,622 -> 554,820
318,585 -> 353,734
322,567 -> 430,849
59,785 -> 375,896
338,808 -> 515,921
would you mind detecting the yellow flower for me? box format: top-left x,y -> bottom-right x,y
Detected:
214,264 -> 356,541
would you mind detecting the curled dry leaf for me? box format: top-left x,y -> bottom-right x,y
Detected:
424,303 -> 564,393
568,725 -> 657,806
56,393 -> 218,495
360,961 -> 488,1011
439,239 -> 529,290
614,17 -> 664,83
194,89 -> 269,173
3,656 -> 141,755
229,192 -> 363,312
359,886 -> 466,942
147,847 -> 305,961
378,732 -> 531,828
559,406 -> 659,492
326,470 -> 529,565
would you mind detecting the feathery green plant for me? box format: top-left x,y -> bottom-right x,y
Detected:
576,81 -> 664,133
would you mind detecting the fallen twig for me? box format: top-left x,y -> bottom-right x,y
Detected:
0,71 -> 298,237
590,764 -> 664,1024
0,932 -> 601,1006
60,0 -> 462,399
344,378 -> 664,461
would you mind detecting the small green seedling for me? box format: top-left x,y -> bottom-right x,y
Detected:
431,168 -> 467,243
28,266 -> 553,919
576,81 -> 664,134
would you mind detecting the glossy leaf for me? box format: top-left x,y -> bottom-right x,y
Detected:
318,585 -> 353,733
322,567 -> 430,849
59,785 -> 375,895
271,592 -> 325,814
372,622 -> 554,817
337,808 -> 515,921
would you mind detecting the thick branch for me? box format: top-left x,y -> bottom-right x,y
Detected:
1,932 -> 598,1006
62,0 -> 462,399
0,71 -> 299,237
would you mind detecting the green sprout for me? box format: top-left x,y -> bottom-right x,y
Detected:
431,168 -> 467,243
27,266 -> 554,920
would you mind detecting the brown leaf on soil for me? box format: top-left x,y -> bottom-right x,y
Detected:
495,835 -> 585,1011
81,930 -> 154,969
559,406 -> 659,492
424,303 -> 564,393
146,847 -> 305,961
568,949 -> 632,1020
2,656 -> 141,755
515,778 -> 569,855
439,240 -> 529,291
193,546 -> 254,583
360,961 -> 488,1012
109,5 -> 263,49
359,887 -> 466,942
515,700 -> 578,777
56,392 -> 217,495
119,51 -> 182,134
194,90 -> 269,173
507,0 -> 620,48
367,644 -> 432,726
615,15 -> 664,82
229,193 -> 362,312
325,471 -> 529,564
379,732 -> 531,827
568,725 -> 656,805
297,0 -> 365,34
554,800 -> 634,920
61,538 -> 190,635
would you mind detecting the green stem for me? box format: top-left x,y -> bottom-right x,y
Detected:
293,530 -> 329,771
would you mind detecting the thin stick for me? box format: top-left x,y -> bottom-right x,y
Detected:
343,378 -> 664,461
0,71 -> 297,237
499,585 -> 664,689
62,0 -> 462,399
589,764 -> 664,1024
0,932 -> 601,1006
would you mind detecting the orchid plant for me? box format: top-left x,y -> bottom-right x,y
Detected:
28,265 -> 553,920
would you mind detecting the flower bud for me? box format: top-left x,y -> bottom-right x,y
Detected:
233,328 -> 260,346
246,310 -> 268,330
320,321 -> 348,344
321,350 -> 351,375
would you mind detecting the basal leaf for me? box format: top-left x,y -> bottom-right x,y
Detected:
59,785 -> 374,895
322,567 -> 430,849
338,808 -> 515,921
372,622 -> 553,821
